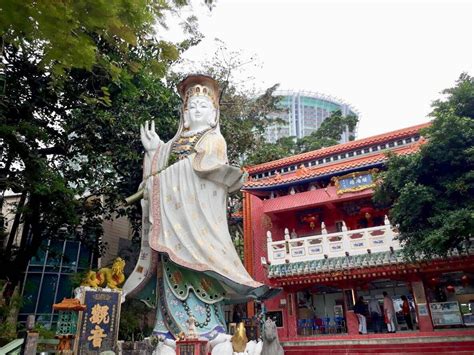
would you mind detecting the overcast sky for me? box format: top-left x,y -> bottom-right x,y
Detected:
165,0 -> 473,139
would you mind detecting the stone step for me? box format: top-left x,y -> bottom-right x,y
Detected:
283,339 -> 474,354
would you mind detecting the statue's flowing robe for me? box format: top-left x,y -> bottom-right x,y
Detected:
123,130 -> 271,338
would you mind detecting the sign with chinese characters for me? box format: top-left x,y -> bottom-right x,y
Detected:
370,237 -> 385,247
308,245 -> 323,255
332,169 -> 378,195
429,301 -> 463,326
77,289 -> 121,354
291,247 -> 305,257
350,239 -> 366,249
330,242 -> 342,251
273,251 -> 285,259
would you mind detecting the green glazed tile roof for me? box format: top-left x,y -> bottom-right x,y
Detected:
267,250 -> 402,278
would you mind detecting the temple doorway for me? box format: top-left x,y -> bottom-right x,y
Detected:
296,286 -> 347,335
357,279 -> 417,333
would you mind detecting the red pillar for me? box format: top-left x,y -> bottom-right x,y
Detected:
286,292 -> 297,339
346,311 -> 359,335
344,288 -> 359,335
411,280 -> 434,332
242,192 -> 255,318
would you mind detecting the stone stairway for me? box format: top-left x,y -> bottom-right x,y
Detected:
282,330 -> 474,354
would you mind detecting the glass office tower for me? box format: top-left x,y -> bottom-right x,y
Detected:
265,91 -> 358,143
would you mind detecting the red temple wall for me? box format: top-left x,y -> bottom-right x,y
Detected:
255,200 -> 389,245
249,194 -> 268,284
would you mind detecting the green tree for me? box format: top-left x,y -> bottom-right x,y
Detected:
373,73 -> 474,258
0,0 -> 193,79
246,109 -> 358,165
296,110 -> 357,153
0,0 -> 203,292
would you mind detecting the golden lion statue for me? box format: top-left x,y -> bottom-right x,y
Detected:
81,257 -> 126,289
231,322 -> 248,353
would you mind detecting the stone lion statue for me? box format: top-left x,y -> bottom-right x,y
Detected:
81,257 -> 126,289
261,319 -> 284,355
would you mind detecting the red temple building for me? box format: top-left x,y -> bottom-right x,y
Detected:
242,122 -> 474,353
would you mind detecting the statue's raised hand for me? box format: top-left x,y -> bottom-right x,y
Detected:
140,120 -> 161,154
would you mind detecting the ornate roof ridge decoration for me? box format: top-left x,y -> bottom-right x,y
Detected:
267,250 -> 403,279
267,253 -> 474,285
243,143 -> 420,189
245,122 -> 431,174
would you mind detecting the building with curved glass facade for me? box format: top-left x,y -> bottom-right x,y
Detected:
265,91 -> 358,143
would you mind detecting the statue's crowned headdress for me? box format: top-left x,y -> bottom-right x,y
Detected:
178,74 -> 220,109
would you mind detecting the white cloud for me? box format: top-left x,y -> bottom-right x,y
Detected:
165,0 -> 473,138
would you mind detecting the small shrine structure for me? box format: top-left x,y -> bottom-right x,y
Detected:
53,298 -> 86,352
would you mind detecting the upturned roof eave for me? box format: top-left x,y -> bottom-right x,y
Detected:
245,122 -> 431,174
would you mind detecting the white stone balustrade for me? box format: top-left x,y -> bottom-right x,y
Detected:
266,217 -> 401,265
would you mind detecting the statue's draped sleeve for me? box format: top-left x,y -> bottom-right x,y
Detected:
192,132 -> 243,193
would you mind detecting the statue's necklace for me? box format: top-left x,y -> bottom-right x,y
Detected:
171,128 -> 212,160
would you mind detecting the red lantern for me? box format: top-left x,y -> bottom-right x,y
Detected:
446,285 -> 455,293
360,207 -> 374,220
461,275 -> 470,287
429,277 -> 439,286
302,214 -> 318,229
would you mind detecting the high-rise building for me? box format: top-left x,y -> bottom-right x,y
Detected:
265,90 -> 358,143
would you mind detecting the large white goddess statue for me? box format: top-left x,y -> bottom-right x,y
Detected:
122,74 -> 274,341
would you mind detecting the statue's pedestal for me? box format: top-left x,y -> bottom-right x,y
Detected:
175,339 -> 208,355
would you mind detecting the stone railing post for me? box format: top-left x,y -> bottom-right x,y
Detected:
321,222 -> 328,235
341,220 -> 351,254
266,231 -> 273,264
284,228 -> 291,262
320,222 -> 329,256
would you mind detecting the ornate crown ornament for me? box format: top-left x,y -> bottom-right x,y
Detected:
178,74 -> 220,109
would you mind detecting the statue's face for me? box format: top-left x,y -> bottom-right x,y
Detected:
187,96 -> 215,129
